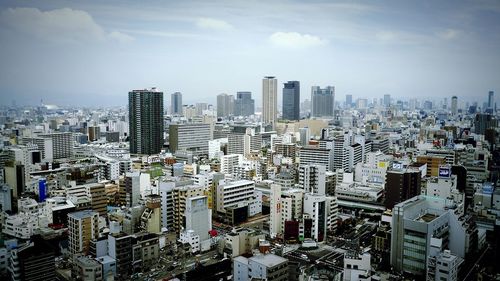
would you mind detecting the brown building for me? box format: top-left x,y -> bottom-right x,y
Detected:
416,155 -> 446,177
384,169 -> 421,209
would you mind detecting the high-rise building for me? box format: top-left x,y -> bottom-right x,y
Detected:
345,94 -> 352,108
385,169 -> 421,209
299,146 -> 334,171
383,94 -> 391,107
217,93 -> 234,118
282,81 -> 300,121
39,132 -> 73,159
128,89 -> 164,155
68,210 -> 99,256
391,195 -> 476,277
451,96 -> 458,115
488,90 -> 494,108
185,195 -> 210,241
168,123 -> 210,156
172,184 -> 206,233
299,164 -> 326,194
311,86 -> 334,117
9,235 -> 56,281
233,92 -> 255,116
474,113 -> 498,135
303,193 -> 327,242
171,92 -> 183,115
262,76 -> 278,128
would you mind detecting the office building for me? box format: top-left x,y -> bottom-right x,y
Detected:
108,233 -> 133,280
474,113 -> 498,135
383,94 -> 391,107
299,146 -> 333,171
299,164 -> 327,195
171,92 -> 183,115
234,92 -> 255,116
73,255 -> 103,281
8,236 -> 55,281
262,76 -> 278,128
385,168 -> 421,209
488,90 -> 494,109
124,172 -> 141,207
169,123 -> 210,156
282,81 -> 300,121
128,89 -> 164,155
451,96 -> 458,115
345,94 -> 353,108
217,93 -> 234,118
172,185 -> 206,233
185,195 -> 210,241
233,253 -> 288,281
221,154 -> 243,175
391,195 -> 476,277
39,132 -> 73,159
311,86 -> 335,117
227,128 -> 261,156
303,193 -> 327,242
68,210 -> 99,256
216,180 -> 255,213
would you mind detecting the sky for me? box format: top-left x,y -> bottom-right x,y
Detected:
0,0 -> 499,107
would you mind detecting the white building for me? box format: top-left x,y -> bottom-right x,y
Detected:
221,154 -> 243,176
299,164 -> 326,194
343,252 -> 371,281
233,253 -> 288,281
303,193 -> 327,242
216,180 -> 255,213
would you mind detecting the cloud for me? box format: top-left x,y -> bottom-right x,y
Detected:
436,29 -> 460,40
0,7 -> 133,43
109,31 -> 135,42
269,32 -> 327,49
196,17 -> 234,31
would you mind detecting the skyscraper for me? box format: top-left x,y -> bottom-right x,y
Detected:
282,81 -> 300,121
311,86 -> 334,117
451,96 -> 458,115
217,93 -> 234,118
488,90 -> 494,108
233,92 -> 255,116
262,76 -> 278,128
171,92 -> 183,115
128,88 -> 164,155
383,94 -> 391,107
345,94 -> 352,108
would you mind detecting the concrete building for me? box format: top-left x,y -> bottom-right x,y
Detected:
385,169 -> 422,209
39,132 -> 73,159
172,184 -> 206,233
217,93 -> 234,118
343,252 -> 371,281
73,255 -> 103,281
128,88 -> 164,155
299,164 -> 326,195
391,195 -> 477,277
227,128 -> 262,156
221,154 -> 243,176
233,253 -> 288,281
303,193 -> 327,242
216,180 -> 255,213
263,76 -> 278,129
185,195 -> 210,241
169,123 -> 210,156
8,236 -> 55,281
68,210 -> 99,256
299,146 -> 333,171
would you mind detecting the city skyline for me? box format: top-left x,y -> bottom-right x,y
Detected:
0,0 -> 500,106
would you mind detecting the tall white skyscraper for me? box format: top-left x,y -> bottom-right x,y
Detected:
262,76 -> 277,129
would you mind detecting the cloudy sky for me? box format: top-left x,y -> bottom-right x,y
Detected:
0,0 -> 499,107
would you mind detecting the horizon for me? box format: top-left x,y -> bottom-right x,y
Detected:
1,0 -> 499,107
